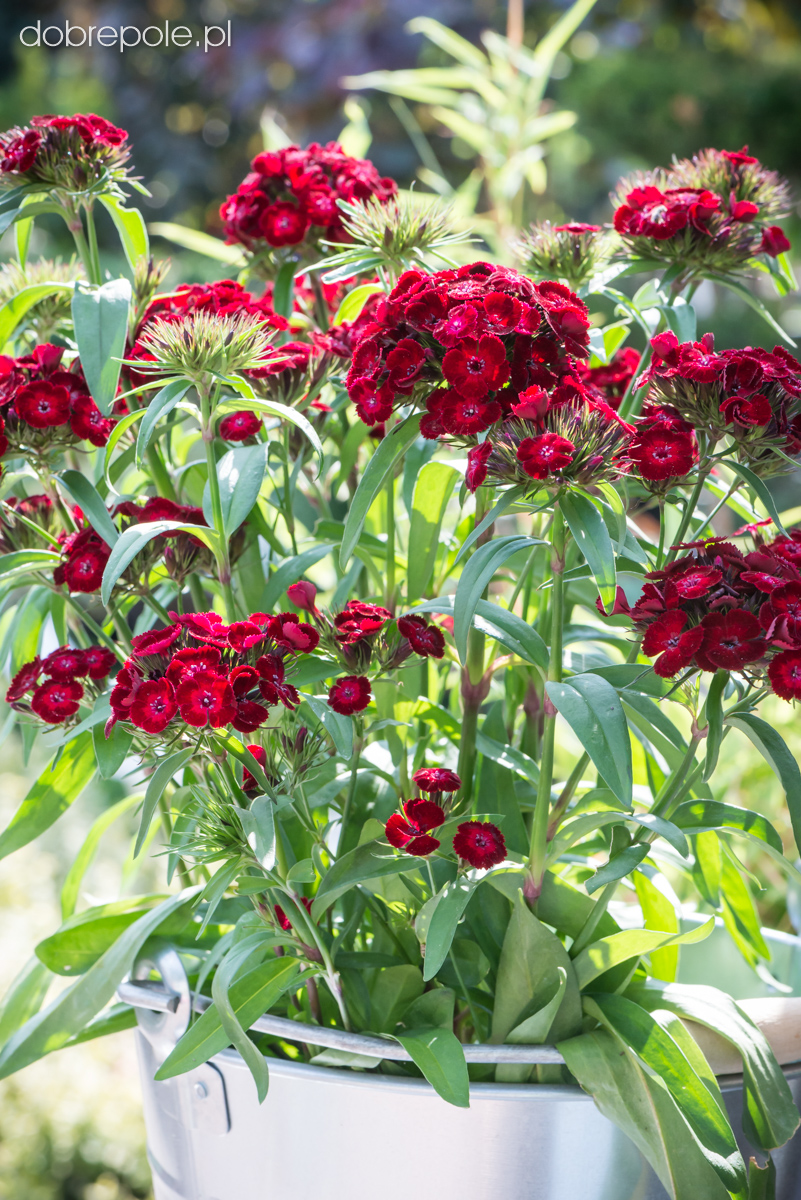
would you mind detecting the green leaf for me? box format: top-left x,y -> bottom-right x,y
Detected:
716,275 -> 796,347
586,993 -> 746,1194
312,840 -> 417,917
340,413 -> 422,568
157,955 -> 299,1080
135,378 -> 192,468
453,486 -> 528,564
202,443 -> 269,537
546,673 -> 633,809
239,796 -> 276,871
572,918 -> 715,989
0,958 -> 52,1047
491,892 -> 582,1044
726,461 -> 789,534
92,720 -> 133,781
0,281 -> 73,349
407,461 -> 459,602
747,1156 -> 776,1200
703,671 -> 727,780
672,800 -> 782,852
585,844 -> 650,893
211,933 -> 273,1101
61,795 -> 139,920
718,841 -> 771,969
272,260 -> 296,320
408,596 -> 549,670
392,1027 -> 469,1108
632,981 -> 800,1152
0,734 -> 96,862
475,731 -> 540,784
71,279 -> 132,416
101,519 -> 220,604
724,713 -> 801,852
103,407 -> 145,489
633,871 -> 679,982
0,549 -> 61,585
149,222 -> 246,265
216,390 -> 324,470
560,490 -> 617,610
299,695 -> 353,759
58,471 -> 119,547
453,535 -> 541,662
498,967 -> 568,1083
99,196 -> 149,270
259,544 -> 332,611
332,282 -> 385,325
400,987 -> 455,1031
136,748 -> 195,857
370,964 -> 423,1032
423,877 -> 479,982
559,1028 -> 736,1200
0,888 -> 198,1078
36,895 -> 178,975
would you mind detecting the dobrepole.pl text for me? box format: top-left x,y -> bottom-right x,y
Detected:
19,21 -> 232,53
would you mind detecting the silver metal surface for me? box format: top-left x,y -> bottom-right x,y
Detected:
131,922 -> 801,1200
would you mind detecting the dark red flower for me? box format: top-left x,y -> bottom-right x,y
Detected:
219,411 -> 262,441
15,381 -> 70,428
413,768 -> 462,793
256,654 -> 300,710
61,540 -> 111,594
260,201 -> 309,246
0,129 -> 42,173
328,674 -> 371,715
768,650 -> 801,700
730,197 -> 759,222
516,432 -> 575,479
287,581 -> 318,612
760,582 -> 801,644
82,645 -> 117,681
385,338 -> 425,390
397,615 -> 445,659
629,429 -> 696,481
641,611 -> 705,677
174,610 -> 230,646
442,335 -> 509,400
671,566 -> 723,599
483,292 -> 523,333
554,222 -> 602,234
176,669 -> 237,728
6,657 -> 42,701
719,392 -> 772,427
722,146 -> 758,167
227,621 -> 267,653
129,678 -> 177,733
465,441 -> 492,493
334,600 -> 392,644
512,385 -> 549,422
265,613 -> 320,654
31,679 -> 83,723
242,744 -> 267,793
452,820 -> 507,869
131,623 -> 182,657
41,646 -> 89,681
614,186 -> 690,240
385,798 -> 445,856
165,647 -> 222,688
698,610 -> 766,670
439,393 -> 502,436
69,395 -> 114,446
761,226 -> 791,257
232,700 -> 270,734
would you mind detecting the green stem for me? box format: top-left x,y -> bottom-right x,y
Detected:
339,734 -> 363,854
455,491 -> 489,810
146,444 -> 178,502
199,381 -> 237,621
60,590 -> 127,661
84,202 -> 103,285
385,476 -> 396,611
310,271 -> 330,331
142,592 -> 172,625
649,734 -> 704,821
526,505 -> 566,899
693,480 -> 742,540
663,463 -> 711,566
546,751 -> 590,841
158,794 -> 192,889
655,495 -> 666,569
570,880 -> 617,957
282,426 -> 298,556
63,206 -> 99,285
188,572 -> 207,612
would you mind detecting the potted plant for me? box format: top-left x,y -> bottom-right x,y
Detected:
0,84 -> 800,1200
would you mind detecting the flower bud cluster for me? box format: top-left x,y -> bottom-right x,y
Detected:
0,113 -> 131,193
384,767 -> 507,868
516,222 -> 614,289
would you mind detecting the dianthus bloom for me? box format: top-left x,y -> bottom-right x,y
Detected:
328,675 -> 372,715
0,114 -> 131,191
452,821 -> 507,869
219,142 -> 397,257
413,768 -> 462,794
385,798 -> 445,857
6,646 -> 115,726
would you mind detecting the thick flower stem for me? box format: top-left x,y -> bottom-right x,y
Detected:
526,505 -> 566,900
570,880 -> 618,957
146,443 -> 178,502
199,382 -> 237,622
385,476 -> 396,611
455,491 -> 492,811
64,205 -> 100,286
83,203 -> 103,286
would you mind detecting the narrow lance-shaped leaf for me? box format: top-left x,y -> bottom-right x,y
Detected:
71,279 -> 132,416
423,878 -> 479,982
99,195 -> 150,270
135,378 -> 192,467
340,413 -> 422,568
572,918 -> 715,989
453,535 -> 542,662
101,520 -> 221,605
211,933 -> 273,1102
724,712 -> 801,852
136,748 -> 195,858
546,673 -> 633,809
0,733 -> 96,863
560,490 -> 617,610
202,443 -> 269,538
61,794 -> 140,920
407,461 -> 459,602
391,1027 -> 470,1108
58,471 -> 119,547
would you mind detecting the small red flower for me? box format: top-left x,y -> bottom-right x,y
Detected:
442,335 -> 509,400
516,432 -> 575,479
287,581 -> 318,612
439,393 -> 502,436
219,411 -> 262,441
671,566 -> 723,600
242,744 -> 267,793
641,611 -> 705,677
131,623 -> 182,657
413,768 -> 462,793
483,292 -> 522,333
129,678 -> 178,733
260,201 -> 310,246
82,645 -> 117,681
761,226 -> 791,257
266,613 -> 320,653
165,647 -> 222,688
232,700 -> 271,734
31,679 -> 83,723
0,129 -> 42,173
334,600 -> 392,643
69,395 -> 114,446
227,621 -> 267,653
41,645 -> 89,681
385,338 -> 425,390
15,381 -> 70,428
719,392 -> 772,427
6,657 -> 42,701
699,610 -> 766,671
385,798 -> 445,856
397,615 -> 445,659
174,610 -> 230,645
768,650 -> 801,701
512,385 -> 549,422
614,186 -> 690,240
553,222 -> 602,234
256,654 -> 300,710
465,441 -> 492,493
629,430 -> 696,481
453,820 -> 507,869
61,542 -> 111,593
176,669 -> 237,728
328,674 -> 371,715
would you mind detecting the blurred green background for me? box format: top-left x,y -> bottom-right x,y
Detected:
0,1 -> 799,1196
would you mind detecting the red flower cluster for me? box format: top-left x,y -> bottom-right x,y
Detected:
0,113 -> 130,187
7,644 -> 117,724
383,769 -> 506,866
628,401 -> 697,486
219,142 -> 397,253
577,347 -> 640,409
346,262 -> 591,430
637,331 -> 801,476
0,344 -> 115,459
610,533 -> 801,699
612,147 -> 791,273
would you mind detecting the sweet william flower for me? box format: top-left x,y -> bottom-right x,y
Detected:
82,646 -> 117,681
176,670 -> 237,728
767,650 -> 801,700
41,646 -> 89,681
328,675 -> 371,715
629,428 -> 696,483
453,821 -> 507,869
6,657 -> 42,701
131,623 -> 183,657
697,610 -> 766,671
442,335 -> 510,400
260,201 -> 309,247
31,679 -> 83,723
465,441 -> 492,493
413,768 -> 462,794
129,678 -> 178,733
256,654 -> 300,710
397,615 -> 446,659
219,411 -> 263,441
242,745 -> 267,793
15,381 -> 70,428
385,798 -> 445,857
286,581 -> 318,613
516,432 -> 575,480
761,226 -> 791,256
719,392 -> 773,427
641,612 -> 705,677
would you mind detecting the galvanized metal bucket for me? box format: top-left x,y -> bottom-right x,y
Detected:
126,921 -> 801,1200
